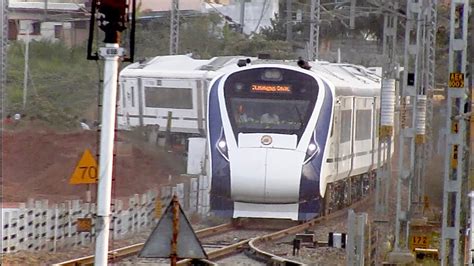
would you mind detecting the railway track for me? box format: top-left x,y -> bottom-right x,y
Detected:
53,223 -> 234,266
54,193 -> 370,266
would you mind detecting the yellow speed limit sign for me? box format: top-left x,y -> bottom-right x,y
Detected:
448,72 -> 464,88
69,149 -> 98,184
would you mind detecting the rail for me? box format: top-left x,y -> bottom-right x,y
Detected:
247,195 -> 371,265
52,223 -> 234,266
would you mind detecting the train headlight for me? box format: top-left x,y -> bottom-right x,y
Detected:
217,129 -> 229,161
303,134 -> 320,164
218,140 -> 227,149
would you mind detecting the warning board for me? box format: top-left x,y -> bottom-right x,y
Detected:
410,235 -> 430,251
76,218 -> 92,232
452,121 -> 459,134
139,197 -> 207,259
448,72 -> 464,88
451,145 -> 458,169
69,149 -> 98,184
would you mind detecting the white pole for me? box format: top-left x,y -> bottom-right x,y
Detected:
23,28 -> 29,109
94,43 -> 121,266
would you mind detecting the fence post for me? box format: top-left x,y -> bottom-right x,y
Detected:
52,204 -> 59,252
198,175 -> 210,215
17,203 -> 27,251
190,178 -> 198,214
140,193 -> 147,230
40,200 -> 48,251
113,199 -> 123,239
3,212 -> 10,253
176,183 -> 185,210
146,190 -> 155,226
58,202 -> 67,250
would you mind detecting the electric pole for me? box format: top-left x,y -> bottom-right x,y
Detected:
441,0 -> 470,264
22,28 -> 29,109
286,0 -> 292,42
239,0 -> 245,33
170,0 -> 179,55
1,0 -> 8,117
308,0 -> 320,61
375,0 -> 398,220
389,0 -> 425,262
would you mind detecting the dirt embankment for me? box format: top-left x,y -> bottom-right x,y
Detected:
2,125 -> 184,204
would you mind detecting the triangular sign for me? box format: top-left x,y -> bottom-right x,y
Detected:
139,197 -> 207,259
69,149 -> 98,185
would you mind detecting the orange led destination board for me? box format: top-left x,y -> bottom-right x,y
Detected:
251,84 -> 292,93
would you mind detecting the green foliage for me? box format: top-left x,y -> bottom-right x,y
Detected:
133,14 -> 295,60
6,41 -> 99,128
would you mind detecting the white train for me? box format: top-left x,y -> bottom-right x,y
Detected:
207,60 -> 389,220
117,55 -> 255,135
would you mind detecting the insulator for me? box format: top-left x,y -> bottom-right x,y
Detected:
415,95 -> 427,143
380,79 -> 396,138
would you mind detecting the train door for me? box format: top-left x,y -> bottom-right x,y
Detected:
196,79 -> 206,136
337,97 -> 354,179
352,97 -> 374,175
120,78 -> 140,128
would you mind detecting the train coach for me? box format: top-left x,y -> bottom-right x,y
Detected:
117,55 -> 254,136
207,60 -> 388,221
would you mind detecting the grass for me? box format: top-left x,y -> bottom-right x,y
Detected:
6,41 -> 100,129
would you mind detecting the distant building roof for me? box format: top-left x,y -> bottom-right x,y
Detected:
139,0 -> 203,12
9,1 -> 86,12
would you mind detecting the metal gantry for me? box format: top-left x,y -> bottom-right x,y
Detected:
169,0 -> 179,55
412,0 -> 437,217
308,0 -> 320,61
441,0 -> 470,264
423,0 -> 438,165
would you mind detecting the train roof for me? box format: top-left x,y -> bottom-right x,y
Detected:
309,62 -> 381,97
120,55 -> 256,79
120,55 -> 381,97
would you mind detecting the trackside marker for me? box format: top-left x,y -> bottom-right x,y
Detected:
69,149 -> 99,184
139,195 -> 207,262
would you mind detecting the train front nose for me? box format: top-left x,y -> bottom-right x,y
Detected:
229,134 -> 305,204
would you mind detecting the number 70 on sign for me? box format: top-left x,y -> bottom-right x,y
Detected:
69,149 -> 99,185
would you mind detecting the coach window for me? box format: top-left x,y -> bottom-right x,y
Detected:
340,110 -> 352,143
145,87 -> 193,109
355,110 -> 372,140
121,83 -> 126,108
131,86 -> 135,107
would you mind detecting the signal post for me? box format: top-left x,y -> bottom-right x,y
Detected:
85,0 -> 136,264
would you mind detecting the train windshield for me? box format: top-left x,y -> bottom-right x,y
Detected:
230,98 -> 310,132
224,67 -> 318,139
